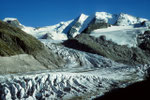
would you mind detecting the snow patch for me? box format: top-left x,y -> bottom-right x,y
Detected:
21,20 -> 72,40
91,26 -> 148,47
95,12 -> 117,24
3,18 -> 18,22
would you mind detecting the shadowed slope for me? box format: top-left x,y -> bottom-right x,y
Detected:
63,34 -> 150,65
95,77 -> 150,100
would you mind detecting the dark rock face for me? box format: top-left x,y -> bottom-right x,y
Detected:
67,21 -> 82,38
95,68 -> 150,100
40,33 -> 52,39
67,15 -> 84,38
63,34 -> 150,65
143,21 -> 150,28
94,77 -> 150,100
82,18 -> 110,34
134,21 -> 150,28
137,31 -> 150,51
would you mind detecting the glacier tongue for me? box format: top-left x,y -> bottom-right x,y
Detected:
0,41 -> 149,99
0,62 -> 148,100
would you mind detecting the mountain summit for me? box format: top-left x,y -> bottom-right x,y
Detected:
3,12 -> 149,40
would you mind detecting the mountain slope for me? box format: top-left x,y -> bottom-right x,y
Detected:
0,20 -> 65,74
116,13 -> 148,26
63,33 -> 150,65
0,20 -> 44,56
0,39 -> 149,99
3,18 -> 70,40
95,75 -> 150,100
67,14 -> 88,37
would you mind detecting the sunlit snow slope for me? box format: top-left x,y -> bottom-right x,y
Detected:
91,26 -> 149,47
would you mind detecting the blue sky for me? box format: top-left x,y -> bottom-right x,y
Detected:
0,0 -> 149,27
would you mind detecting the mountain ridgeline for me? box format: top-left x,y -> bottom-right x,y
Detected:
3,12 -> 149,40
63,33 -> 150,65
2,12 -> 150,66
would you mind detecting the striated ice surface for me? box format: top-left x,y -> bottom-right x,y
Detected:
1,41 -> 146,100
0,38 -> 149,100
0,64 -> 148,100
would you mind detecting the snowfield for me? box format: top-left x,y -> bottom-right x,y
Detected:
21,21 -> 70,40
91,26 -> 149,47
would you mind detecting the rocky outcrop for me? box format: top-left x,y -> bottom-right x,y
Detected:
67,14 -> 88,38
40,33 -> 52,39
82,18 -> 110,34
137,31 -> 150,51
63,34 -> 150,65
143,21 -> 150,28
3,18 -> 23,28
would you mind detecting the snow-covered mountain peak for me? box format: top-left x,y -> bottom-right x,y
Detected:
95,12 -> 112,18
67,13 -> 89,37
95,12 -> 112,21
3,17 -> 70,40
93,12 -> 117,24
2,12 -> 149,40
79,13 -> 88,17
78,13 -> 88,23
116,13 -> 148,26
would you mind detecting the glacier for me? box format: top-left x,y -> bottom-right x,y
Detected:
1,12 -> 150,100
0,42 -> 149,100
